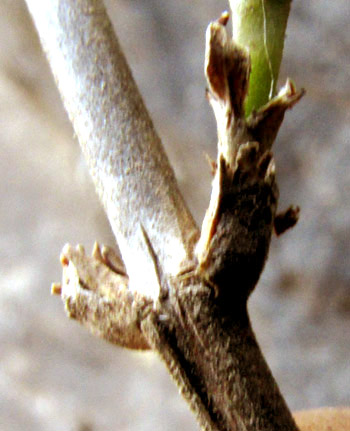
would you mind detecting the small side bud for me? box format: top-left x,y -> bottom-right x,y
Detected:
274,206 -> 300,235
51,283 -> 62,296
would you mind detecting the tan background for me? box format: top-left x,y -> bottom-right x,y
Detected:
1,1 -> 350,430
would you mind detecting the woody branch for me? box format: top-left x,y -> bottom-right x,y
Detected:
25,0 -> 303,430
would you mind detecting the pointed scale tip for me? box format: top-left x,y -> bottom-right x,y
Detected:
51,283 -> 62,296
218,11 -> 230,26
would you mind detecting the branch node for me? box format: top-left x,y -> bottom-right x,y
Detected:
53,242 -> 152,350
197,17 -> 303,302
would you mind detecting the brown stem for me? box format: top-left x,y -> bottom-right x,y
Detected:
143,281 -> 299,431
26,2 -> 303,431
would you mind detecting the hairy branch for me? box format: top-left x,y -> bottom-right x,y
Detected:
26,1 -> 306,430
25,0 -> 198,300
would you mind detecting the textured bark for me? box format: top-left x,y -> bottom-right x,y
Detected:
25,0 -> 199,301
142,279 -> 299,431
26,1 -> 305,430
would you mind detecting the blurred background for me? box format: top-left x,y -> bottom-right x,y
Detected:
1,1 -> 350,430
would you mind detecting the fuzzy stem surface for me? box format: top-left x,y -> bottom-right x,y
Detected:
25,0 -> 199,299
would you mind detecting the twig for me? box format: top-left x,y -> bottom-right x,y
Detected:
25,1 -> 304,430
25,0 -> 199,300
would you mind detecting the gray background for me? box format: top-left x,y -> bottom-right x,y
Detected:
1,1 -> 349,430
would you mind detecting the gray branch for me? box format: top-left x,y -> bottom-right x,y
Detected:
25,1 -> 303,430
25,0 -> 199,300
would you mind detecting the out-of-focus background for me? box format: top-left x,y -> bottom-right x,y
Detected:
1,1 -> 349,430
